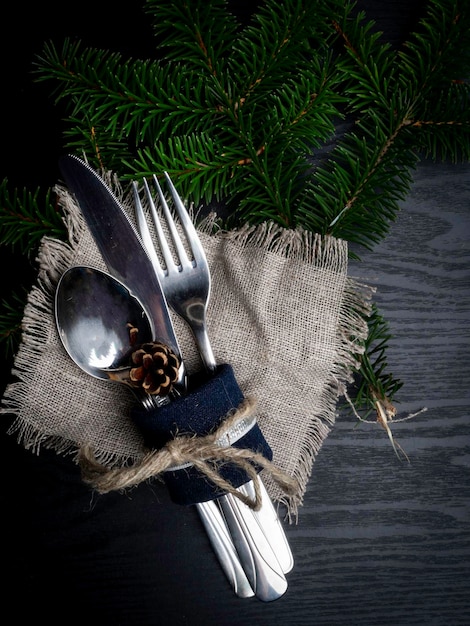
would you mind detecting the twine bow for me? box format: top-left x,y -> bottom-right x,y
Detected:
78,397 -> 298,510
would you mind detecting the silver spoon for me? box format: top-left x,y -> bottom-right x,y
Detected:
54,264 -> 165,409
54,265 -> 255,599
55,265 -> 149,373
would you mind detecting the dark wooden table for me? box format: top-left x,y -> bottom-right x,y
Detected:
2,2 -> 469,624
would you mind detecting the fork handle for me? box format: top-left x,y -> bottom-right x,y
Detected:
189,318 -> 216,372
180,342 -> 293,590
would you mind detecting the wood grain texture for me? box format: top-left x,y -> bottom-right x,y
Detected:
281,159 -> 470,626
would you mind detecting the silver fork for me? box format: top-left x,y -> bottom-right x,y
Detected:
132,173 -> 293,601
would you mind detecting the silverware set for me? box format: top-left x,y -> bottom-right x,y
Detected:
56,155 -> 293,601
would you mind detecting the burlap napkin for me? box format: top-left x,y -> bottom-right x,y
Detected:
1,173 -> 370,517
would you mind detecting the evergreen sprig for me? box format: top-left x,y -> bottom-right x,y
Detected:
0,180 -> 66,255
348,304 -> 404,418
0,290 -> 29,360
1,0 -> 469,416
31,0 -> 470,241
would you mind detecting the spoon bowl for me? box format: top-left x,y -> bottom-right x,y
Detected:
55,265 -> 152,381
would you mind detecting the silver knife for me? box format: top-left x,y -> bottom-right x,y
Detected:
58,154 -> 254,599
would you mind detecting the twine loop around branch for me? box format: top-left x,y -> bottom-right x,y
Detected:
78,397 -> 298,510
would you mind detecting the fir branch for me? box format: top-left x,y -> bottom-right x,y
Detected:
348,304 -> 404,418
34,40 -> 214,168
398,0 -> 470,95
300,0 -> 470,246
32,0 -> 470,244
145,0 -> 239,68
0,289 -> 27,359
0,180 -> 66,255
396,0 -> 470,162
128,132 -> 240,203
33,1 -> 349,228
296,115 -> 419,249
231,0 -> 345,103
407,82 -> 470,161
332,10 -> 396,112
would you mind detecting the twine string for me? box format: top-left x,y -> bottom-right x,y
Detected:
78,397 -> 298,510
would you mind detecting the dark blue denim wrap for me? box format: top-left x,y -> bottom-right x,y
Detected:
130,364 -> 272,505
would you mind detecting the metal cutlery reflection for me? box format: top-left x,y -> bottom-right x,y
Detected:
132,173 -> 293,600
58,155 -> 254,599
55,265 -> 254,600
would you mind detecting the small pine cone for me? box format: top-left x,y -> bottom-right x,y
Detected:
128,341 -> 180,396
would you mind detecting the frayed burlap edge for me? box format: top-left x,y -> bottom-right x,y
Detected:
1,173 -> 120,456
196,218 -> 372,516
1,172 -> 372,518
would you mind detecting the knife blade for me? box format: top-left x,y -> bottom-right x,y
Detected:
58,154 -> 254,598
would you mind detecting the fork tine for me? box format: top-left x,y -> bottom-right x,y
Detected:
132,181 -> 165,281
163,172 -> 207,268
142,177 -> 177,274
151,174 -> 192,271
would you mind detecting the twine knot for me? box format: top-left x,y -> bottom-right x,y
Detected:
78,397 -> 298,510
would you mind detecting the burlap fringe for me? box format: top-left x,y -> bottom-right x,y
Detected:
1,173 -> 372,519
197,216 -> 371,517
2,175 -> 123,454
1,235 -> 77,453
285,277 -> 371,518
